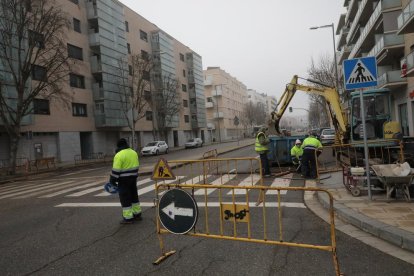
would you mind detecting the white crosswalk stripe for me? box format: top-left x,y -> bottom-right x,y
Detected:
0,174 -> 294,200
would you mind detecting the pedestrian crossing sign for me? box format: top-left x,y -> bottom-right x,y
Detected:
343,56 -> 377,90
152,158 -> 176,180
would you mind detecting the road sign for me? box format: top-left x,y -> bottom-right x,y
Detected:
343,56 -> 377,90
151,158 -> 175,180
158,189 -> 198,234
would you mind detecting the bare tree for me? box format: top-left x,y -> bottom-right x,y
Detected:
154,73 -> 180,143
118,54 -> 153,149
0,0 -> 71,174
307,54 -> 338,128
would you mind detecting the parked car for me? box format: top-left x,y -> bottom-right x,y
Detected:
320,128 -> 336,145
140,141 -> 169,156
185,138 -> 203,148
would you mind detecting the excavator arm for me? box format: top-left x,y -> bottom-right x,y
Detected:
271,75 -> 348,143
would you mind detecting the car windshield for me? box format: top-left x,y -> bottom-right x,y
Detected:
323,129 -> 335,135
187,139 -> 194,142
146,142 -> 158,147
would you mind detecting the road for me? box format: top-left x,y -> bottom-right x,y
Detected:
0,146 -> 413,275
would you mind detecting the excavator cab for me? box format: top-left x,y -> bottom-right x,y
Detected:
350,89 -> 397,142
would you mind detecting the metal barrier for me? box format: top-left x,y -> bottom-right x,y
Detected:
151,157 -> 341,275
202,149 -> 218,175
74,152 -> 112,165
153,183 -> 341,276
0,157 -> 29,174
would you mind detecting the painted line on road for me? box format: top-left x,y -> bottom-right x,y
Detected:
56,202 -> 306,208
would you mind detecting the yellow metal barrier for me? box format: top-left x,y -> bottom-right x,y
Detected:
152,158 -> 342,275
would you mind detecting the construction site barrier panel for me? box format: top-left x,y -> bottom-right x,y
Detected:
152,158 -> 341,275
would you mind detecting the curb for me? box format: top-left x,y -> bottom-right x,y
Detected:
317,191 -> 414,253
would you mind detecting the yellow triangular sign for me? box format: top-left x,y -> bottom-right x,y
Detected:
151,158 -> 176,180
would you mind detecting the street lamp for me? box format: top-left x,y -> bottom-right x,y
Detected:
310,23 -> 340,93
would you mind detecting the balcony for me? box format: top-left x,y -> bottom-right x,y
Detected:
349,0 -> 402,59
205,102 -> 214,108
92,83 -> 104,99
212,89 -> 222,97
337,26 -> 350,49
207,123 -> 215,130
94,114 -> 106,128
89,33 -> 100,47
345,0 -> 359,25
90,56 -> 102,73
377,70 -> 407,88
401,50 -> 414,77
397,0 -> 414,34
86,2 -> 98,19
337,45 -> 353,63
367,32 -> 404,65
204,78 -> 212,86
213,112 -> 224,119
346,0 -> 370,44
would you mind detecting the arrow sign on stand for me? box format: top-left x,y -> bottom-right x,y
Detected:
158,189 -> 198,234
162,202 -> 194,220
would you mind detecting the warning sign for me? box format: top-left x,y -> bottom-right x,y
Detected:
343,56 -> 377,90
151,158 -> 176,180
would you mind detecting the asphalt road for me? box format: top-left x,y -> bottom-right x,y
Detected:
0,146 -> 414,275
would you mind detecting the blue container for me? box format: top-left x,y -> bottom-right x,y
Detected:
267,135 -> 306,165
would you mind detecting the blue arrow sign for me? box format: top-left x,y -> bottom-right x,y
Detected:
343,56 -> 377,90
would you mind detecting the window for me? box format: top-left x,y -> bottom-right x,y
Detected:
29,30 -> 44,48
127,43 -> 131,54
183,99 -> 188,107
67,44 -> 83,60
141,50 -> 149,60
146,111 -> 153,121
73,18 -> 81,33
125,21 -> 129,32
182,84 -> 187,92
143,70 -> 150,80
184,115 -> 189,123
139,30 -> 148,42
33,99 -> 50,115
31,65 -> 47,81
69,73 -> 85,88
207,97 -> 213,102
72,103 -> 87,117
180,53 -> 184,61
183,69 -> 186,77
69,0 -> 78,4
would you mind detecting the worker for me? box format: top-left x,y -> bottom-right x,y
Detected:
255,126 -> 271,177
109,138 -> 142,224
290,139 -> 303,172
301,132 -> 323,179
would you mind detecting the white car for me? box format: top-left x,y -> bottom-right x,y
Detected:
185,138 -> 203,148
140,141 -> 169,156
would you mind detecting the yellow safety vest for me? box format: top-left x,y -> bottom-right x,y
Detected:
111,148 -> 140,180
290,145 -> 303,158
302,136 -> 322,151
255,132 -> 269,153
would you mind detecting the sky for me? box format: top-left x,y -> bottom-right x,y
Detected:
119,0 -> 346,114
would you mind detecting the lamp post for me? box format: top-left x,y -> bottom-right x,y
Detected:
310,23 -> 340,93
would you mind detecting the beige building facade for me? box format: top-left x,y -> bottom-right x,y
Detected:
203,67 -> 248,142
0,0 -> 206,162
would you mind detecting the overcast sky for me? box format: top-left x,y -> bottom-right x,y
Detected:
119,0 -> 346,113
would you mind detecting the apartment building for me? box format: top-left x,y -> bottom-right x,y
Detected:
337,0 -> 413,136
266,95 -> 278,118
204,67 -> 248,142
0,0 -> 206,162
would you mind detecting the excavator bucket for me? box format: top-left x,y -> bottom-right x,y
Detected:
270,112 -> 282,135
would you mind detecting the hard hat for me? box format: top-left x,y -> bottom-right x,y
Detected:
104,182 -> 118,194
295,139 -> 301,144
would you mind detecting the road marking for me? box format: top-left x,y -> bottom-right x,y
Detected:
60,167 -> 104,176
39,180 -> 104,198
0,181 -> 69,199
267,174 -> 293,195
193,174 -> 237,195
15,181 -> 77,199
66,186 -> 104,197
94,177 -> 153,197
227,174 -> 262,195
56,202 -> 306,208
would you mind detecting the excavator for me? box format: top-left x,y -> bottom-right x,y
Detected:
270,75 -> 401,146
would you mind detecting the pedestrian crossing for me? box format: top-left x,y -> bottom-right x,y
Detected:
0,173 -> 297,200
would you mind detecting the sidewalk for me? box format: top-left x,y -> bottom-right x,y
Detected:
313,171 -> 414,253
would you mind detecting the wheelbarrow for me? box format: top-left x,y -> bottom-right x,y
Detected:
371,163 -> 414,202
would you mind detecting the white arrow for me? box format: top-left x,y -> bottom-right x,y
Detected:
162,202 -> 193,220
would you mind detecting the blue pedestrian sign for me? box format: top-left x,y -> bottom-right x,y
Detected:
343,56 -> 377,90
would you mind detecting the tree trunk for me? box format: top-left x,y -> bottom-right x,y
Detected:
8,129 -> 20,175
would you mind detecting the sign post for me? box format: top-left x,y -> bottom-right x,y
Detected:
343,56 -> 378,200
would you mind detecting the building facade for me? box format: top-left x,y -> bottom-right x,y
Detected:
0,0 -> 206,162
203,67 -> 247,142
337,0 -> 413,136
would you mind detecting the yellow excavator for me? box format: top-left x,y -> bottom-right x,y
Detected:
270,75 -> 401,146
